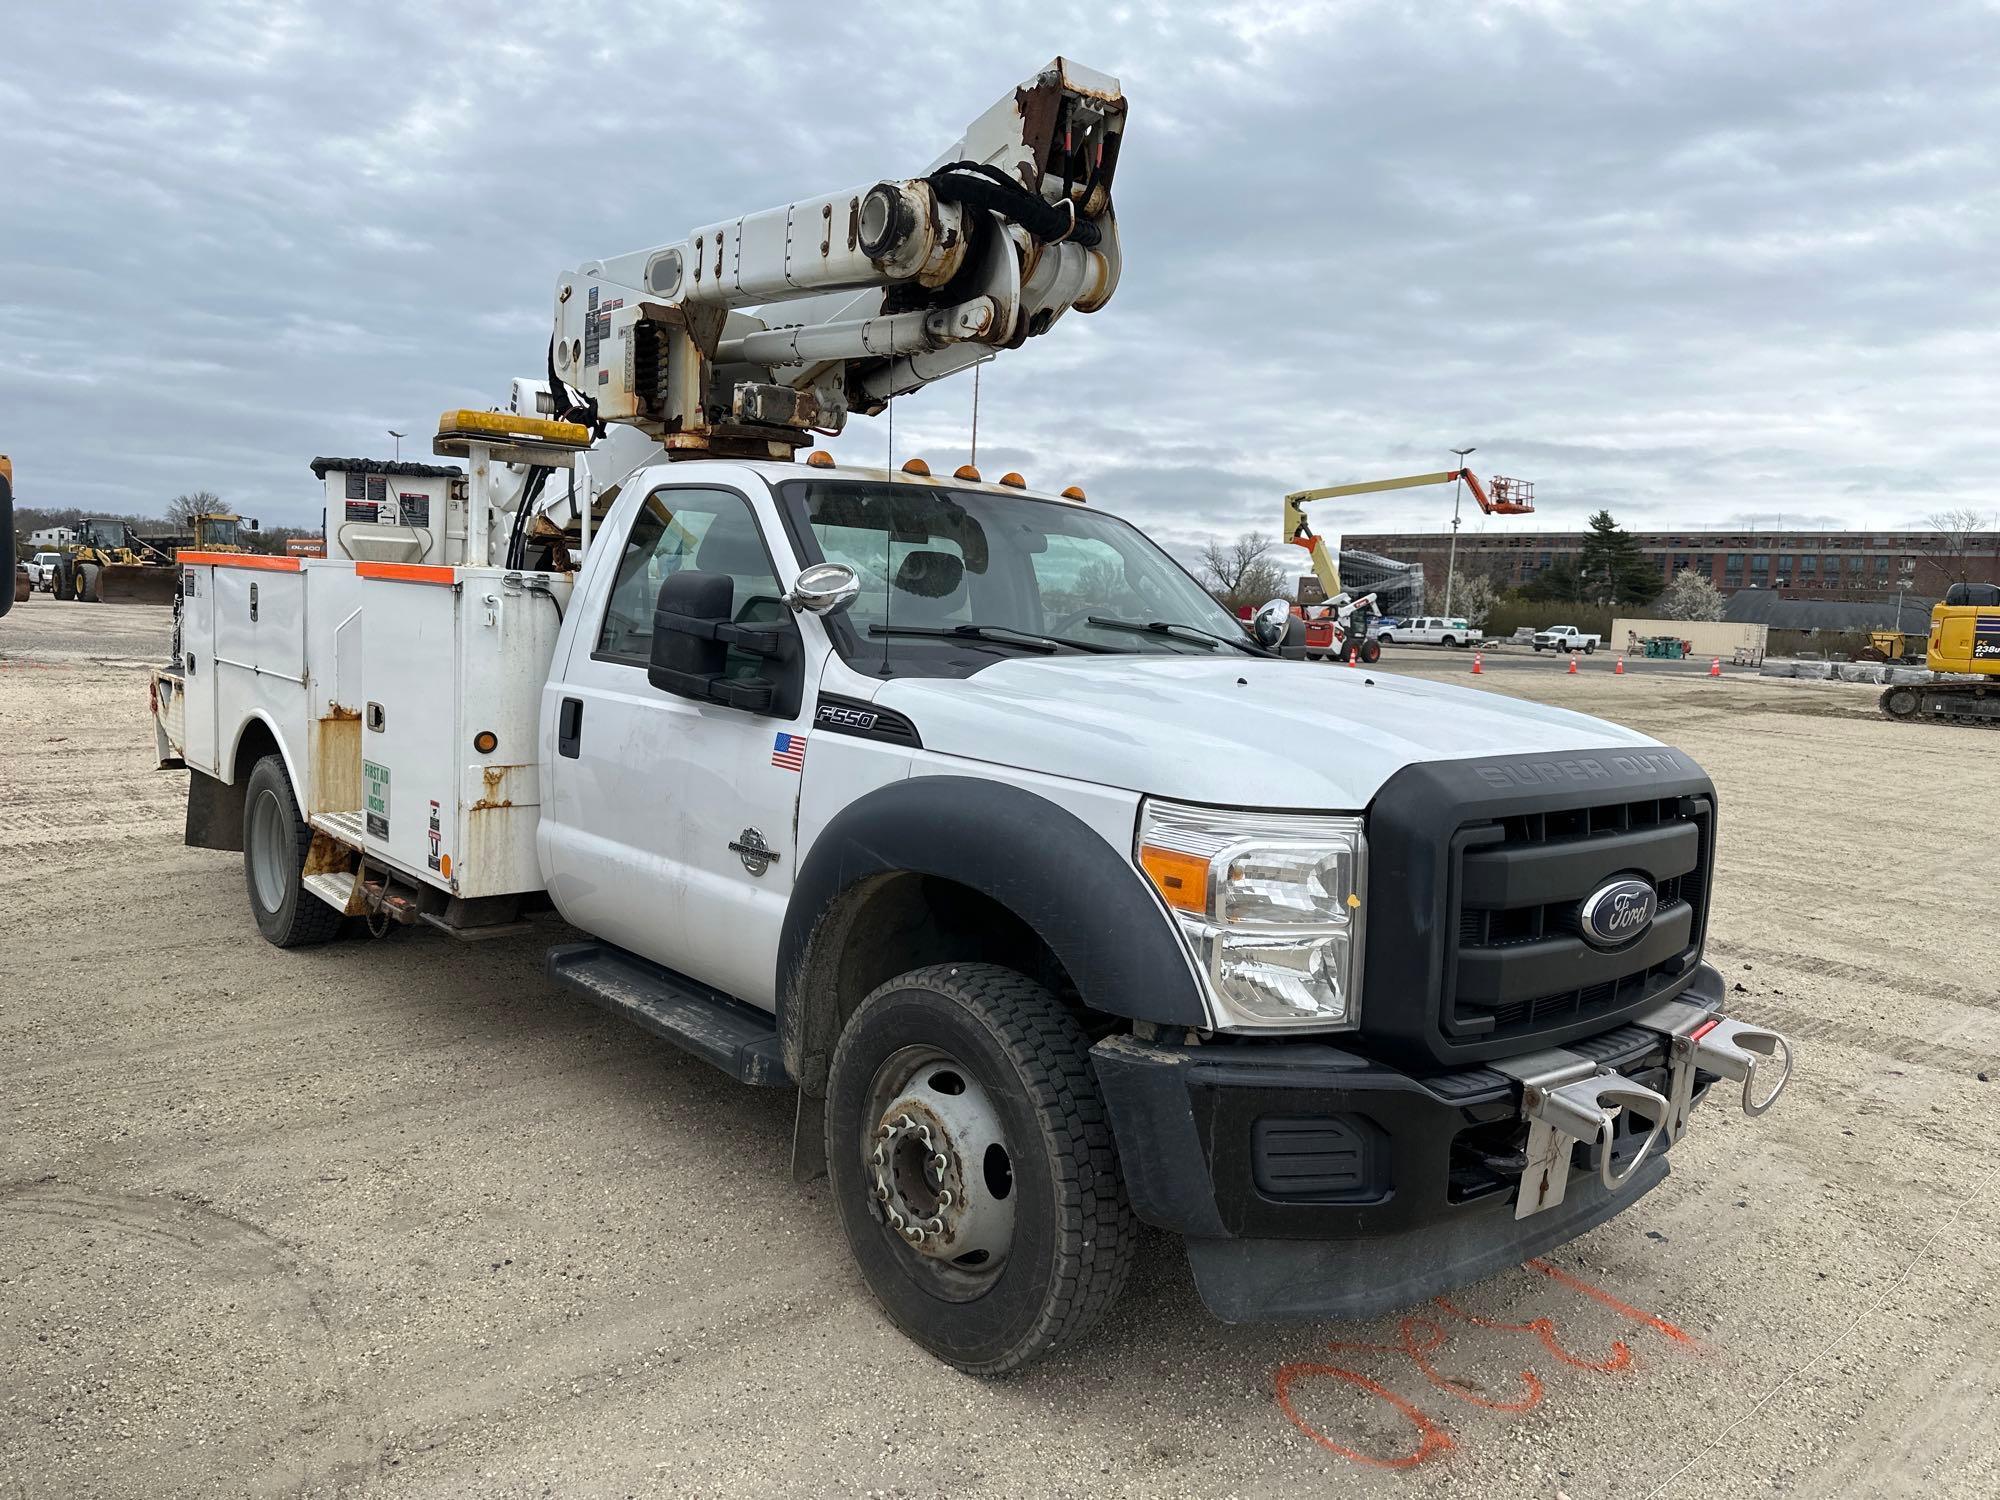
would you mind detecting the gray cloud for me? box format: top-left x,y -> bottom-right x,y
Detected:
3,1 -> 1995,558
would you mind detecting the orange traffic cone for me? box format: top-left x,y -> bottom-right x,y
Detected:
1709,656 -> 1722,677
1471,651 -> 1484,674
1566,655 -> 1578,675
1614,655 -> 1626,675
1348,644 -> 1360,667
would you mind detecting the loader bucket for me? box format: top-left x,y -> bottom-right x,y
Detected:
95,563 -> 179,605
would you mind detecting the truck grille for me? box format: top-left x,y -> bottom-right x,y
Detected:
1444,794 -> 1712,1044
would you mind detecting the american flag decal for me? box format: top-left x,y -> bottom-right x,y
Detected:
771,732 -> 807,772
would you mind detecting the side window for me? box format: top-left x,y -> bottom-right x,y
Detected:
595,488 -> 784,674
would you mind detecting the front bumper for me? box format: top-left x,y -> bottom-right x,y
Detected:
1092,962 -> 1790,1321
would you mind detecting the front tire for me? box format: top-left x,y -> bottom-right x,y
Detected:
243,754 -> 341,948
1361,638 -> 1382,664
825,963 -> 1136,1376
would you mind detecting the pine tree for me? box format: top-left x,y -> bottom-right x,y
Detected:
1577,511 -> 1664,605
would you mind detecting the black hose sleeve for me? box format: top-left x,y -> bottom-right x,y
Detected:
926,162 -> 1101,248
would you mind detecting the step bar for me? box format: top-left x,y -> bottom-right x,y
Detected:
545,942 -> 790,1087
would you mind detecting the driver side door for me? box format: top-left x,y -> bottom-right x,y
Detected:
543,482 -> 822,1010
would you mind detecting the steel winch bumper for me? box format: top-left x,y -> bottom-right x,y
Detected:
1501,1001 -> 1794,1221
1092,965 -> 1796,1322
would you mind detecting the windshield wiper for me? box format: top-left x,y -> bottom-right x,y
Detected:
868,623 -> 1124,655
1085,616 -> 1275,657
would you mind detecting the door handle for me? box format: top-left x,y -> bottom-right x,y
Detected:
558,696 -> 584,758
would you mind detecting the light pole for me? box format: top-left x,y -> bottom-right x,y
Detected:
1444,445 -> 1475,617
388,429 -> 406,461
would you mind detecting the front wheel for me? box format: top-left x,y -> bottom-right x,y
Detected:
824,963 -> 1137,1376
243,755 -> 341,947
1360,638 -> 1382,664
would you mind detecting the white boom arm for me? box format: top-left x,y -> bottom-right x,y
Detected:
547,58 -> 1125,459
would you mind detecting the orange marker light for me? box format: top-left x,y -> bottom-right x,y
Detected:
998,472 -> 1027,489
1061,485 -> 1086,502
805,450 -> 835,468
440,855 -> 453,879
954,464 -> 981,481
1139,844 -> 1210,914
901,457 -> 931,476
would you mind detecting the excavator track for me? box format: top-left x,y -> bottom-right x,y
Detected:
1878,682 -> 2000,728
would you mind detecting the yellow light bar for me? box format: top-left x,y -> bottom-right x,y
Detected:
435,408 -> 592,449
1139,843 -> 1211,914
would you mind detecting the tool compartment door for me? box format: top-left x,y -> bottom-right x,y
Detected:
179,565 -> 218,772
355,578 -> 457,875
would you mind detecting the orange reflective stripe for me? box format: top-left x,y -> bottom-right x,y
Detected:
355,561 -> 456,585
175,551 -> 302,571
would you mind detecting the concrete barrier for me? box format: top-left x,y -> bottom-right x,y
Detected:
1836,662 -> 1889,684
1886,665 -> 1935,685
1760,660 -> 1798,678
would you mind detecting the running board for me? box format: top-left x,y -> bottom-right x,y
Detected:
545,943 -> 791,1087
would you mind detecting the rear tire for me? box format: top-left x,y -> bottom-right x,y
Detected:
825,963 -> 1136,1376
243,754 -> 341,948
1361,638 -> 1382,664
1584,641 -> 1596,654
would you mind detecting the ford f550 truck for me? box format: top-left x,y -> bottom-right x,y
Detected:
148,59 -> 1791,1375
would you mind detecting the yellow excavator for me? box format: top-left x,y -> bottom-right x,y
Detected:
1282,468 -> 1534,657
1878,583 -> 2000,725
53,510 -> 256,604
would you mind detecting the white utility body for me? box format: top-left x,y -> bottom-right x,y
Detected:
151,57 -> 1793,1377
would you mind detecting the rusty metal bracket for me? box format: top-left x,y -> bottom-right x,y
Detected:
1495,1049 -> 1670,1221
1639,999 -> 1795,1141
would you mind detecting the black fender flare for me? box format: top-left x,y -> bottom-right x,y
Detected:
776,776 -> 1209,1072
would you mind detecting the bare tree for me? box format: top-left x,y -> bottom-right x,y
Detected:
1659,567 -> 1726,621
166,490 -> 224,535
1195,530 -> 1287,613
1916,506 -> 1997,590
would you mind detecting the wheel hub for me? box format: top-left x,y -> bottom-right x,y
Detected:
867,1061 -> 1016,1274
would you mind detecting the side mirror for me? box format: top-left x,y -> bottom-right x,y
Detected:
784,560 -> 860,616
647,570 -> 798,715
1250,597 -> 1292,648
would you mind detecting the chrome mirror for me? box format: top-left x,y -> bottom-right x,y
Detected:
1250,597 -> 1293,648
785,561 -> 861,616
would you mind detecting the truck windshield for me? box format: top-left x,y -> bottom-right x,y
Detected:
775,479 -> 1255,678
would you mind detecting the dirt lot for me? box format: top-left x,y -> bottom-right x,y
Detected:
3,600 -> 1996,1500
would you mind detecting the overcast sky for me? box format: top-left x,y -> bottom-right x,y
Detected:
4,1 -> 1996,555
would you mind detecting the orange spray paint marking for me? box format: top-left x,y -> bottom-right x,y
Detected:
1525,1258 -> 1699,1347
1274,1361 -> 1455,1470
1432,1295 -> 1635,1374
1330,1314 -> 1545,1414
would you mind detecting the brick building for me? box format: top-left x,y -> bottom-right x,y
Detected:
1339,527 -> 2000,602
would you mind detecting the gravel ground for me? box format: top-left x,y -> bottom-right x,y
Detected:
3,598 -> 1996,1500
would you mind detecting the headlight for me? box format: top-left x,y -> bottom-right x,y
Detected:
1136,800 -> 1366,1031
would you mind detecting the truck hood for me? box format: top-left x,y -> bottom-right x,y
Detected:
872,656 -> 1664,810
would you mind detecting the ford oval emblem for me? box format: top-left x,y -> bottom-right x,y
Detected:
1579,877 -> 1657,949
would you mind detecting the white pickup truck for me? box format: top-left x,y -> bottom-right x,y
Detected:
1534,624 -> 1603,653
141,59 -> 1792,1376
1375,614 -> 1482,648
26,551 -> 62,591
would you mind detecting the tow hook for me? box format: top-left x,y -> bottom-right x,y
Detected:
1637,999 -> 1795,1142
1496,1051 -> 1671,1221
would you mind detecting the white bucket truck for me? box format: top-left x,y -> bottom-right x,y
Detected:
151,59 -> 1791,1374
